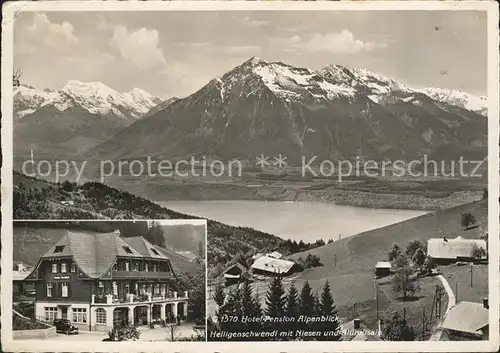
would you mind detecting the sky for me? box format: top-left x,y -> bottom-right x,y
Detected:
14,10 -> 487,98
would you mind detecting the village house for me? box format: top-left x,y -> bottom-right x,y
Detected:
341,318 -> 382,341
222,262 -> 247,286
374,261 -> 392,278
440,300 -> 489,340
251,255 -> 301,276
13,261 -> 35,298
23,230 -> 188,332
427,237 -> 487,265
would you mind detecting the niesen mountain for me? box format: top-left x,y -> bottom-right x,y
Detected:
13,81 -> 166,158
90,57 -> 487,164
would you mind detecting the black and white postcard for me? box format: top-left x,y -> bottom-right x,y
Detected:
1,1 -> 499,352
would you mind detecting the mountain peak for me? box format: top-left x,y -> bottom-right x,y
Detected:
244,56 -> 268,66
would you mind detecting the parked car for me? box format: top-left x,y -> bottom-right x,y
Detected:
53,319 -> 79,335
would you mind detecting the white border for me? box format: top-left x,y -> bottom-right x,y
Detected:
2,1 -> 499,352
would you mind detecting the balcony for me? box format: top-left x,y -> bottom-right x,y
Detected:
109,271 -> 172,280
91,291 -> 188,305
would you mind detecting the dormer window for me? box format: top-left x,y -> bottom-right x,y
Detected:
151,248 -> 160,256
53,246 -> 65,253
122,246 -> 133,254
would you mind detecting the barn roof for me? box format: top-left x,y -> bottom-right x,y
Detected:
375,261 -> 391,269
441,301 -> 489,335
251,255 -> 296,274
427,238 -> 486,260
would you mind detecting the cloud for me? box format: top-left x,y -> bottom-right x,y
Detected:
242,16 -> 269,27
16,13 -> 79,53
299,30 -> 386,54
220,45 -> 262,55
111,25 -> 167,70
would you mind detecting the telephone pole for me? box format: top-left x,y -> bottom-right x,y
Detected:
470,264 -> 474,287
422,307 -> 426,340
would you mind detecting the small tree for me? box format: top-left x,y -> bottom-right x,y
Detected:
412,248 -> 426,268
422,256 -> 436,275
391,267 -> 420,299
213,283 -> 225,308
461,212 -> 477,230
388,243 -> 402,262
470,244 -> 487,261
164,322 -> 180,341
405,240 -> 427,258
382,312 -> 416,341
393,252 -> 410,270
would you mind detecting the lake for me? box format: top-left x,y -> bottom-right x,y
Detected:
158,200 -> 428,242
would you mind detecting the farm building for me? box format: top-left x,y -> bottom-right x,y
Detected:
223,262 -> 246,286
427,237 -> 487,264
266,251 -> 283,259
374,261 -> 392,278
251,255 -> 301,276
440,300 -> 489,340
13,262 -> 35,298
341,318 -> 382,341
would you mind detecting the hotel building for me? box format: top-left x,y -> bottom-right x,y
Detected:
24,230 -> 189,332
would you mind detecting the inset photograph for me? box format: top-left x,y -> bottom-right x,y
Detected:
12,220 -> 206,342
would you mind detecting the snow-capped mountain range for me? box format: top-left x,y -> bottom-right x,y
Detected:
90,57 -> 487,163
14,81 -> 163,120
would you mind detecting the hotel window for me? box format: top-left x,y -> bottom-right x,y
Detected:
95,308 -> 106,324
72,308 -> 87,323
133,262 -> 139,272
113,281 -> 118,296
160,284 -> 166,294
153,264 -> 157,272
70,263 -> 76,273
125,283 -> 130,293
125,262 -> 130,271
53,245 -> 65,254
61,263 -> 67,273
113,262 -> 118,271
61,283 -> 68,297
52,263 -> 58,273
44,307 -> 57,321
46,283 -> 53,297
145,263 -> 149,272
154,284 -> 160,295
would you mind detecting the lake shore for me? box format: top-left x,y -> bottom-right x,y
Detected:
157,200 -> 429,243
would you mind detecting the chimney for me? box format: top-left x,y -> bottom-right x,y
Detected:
483,298 -> 489,309
353,319 -> 361,329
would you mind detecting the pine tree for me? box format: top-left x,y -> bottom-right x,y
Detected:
213,283 -> 225,309
319,281 -> 342,341
299,281 -> 315,317
240,279 -> 262,338
265,275 -> 286,317
219,287 -> 242,333
285,282 -> 299,318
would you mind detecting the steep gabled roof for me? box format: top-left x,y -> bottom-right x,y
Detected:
251,255 -> 296,274
32,230 -> 169,279
428,238 -> 486,260
441,301 -> 489,335
123,237 -> 169,260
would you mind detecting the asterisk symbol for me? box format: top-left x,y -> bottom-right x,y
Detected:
273,154 -> 288,168
256,154 -> 270,168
